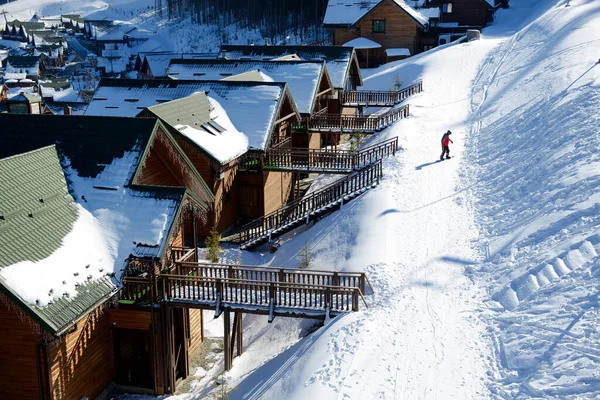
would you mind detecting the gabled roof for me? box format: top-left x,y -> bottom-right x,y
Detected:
0,144 -> 188,335
6,55 -> 40,69
323,0 -> 428,28
218,45 -> 363,89
5,20 -> 45,31
7,93 -> 41,103
143,92 -> 249,165
86,79 -> 298,150
166,59 -> 331,115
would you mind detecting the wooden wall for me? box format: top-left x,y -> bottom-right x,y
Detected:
109,307 -> 166,393
136,127 -> 214,207
428,0 -> 491,27
263,171 -> 293,216
48,306 -> 112,400
333,0 -> 422,65
238,171 -> 263,219
309,132 -> 321,150
188,309 -> 203,356
0,302 -> 43,400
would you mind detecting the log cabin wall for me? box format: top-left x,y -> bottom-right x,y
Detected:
109,307 -> 166,394
263,171 -> 293,216
0,302 -> 43,399
213,165 -> 239,233
48,306 -> 112,400
238,171 -> 263,219
188,309 -> 204,356
332,0 -> 422,65
136,126 -> 214,207
309,132 -> 321,151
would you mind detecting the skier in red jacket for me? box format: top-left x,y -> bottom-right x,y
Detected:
440,130 -> 453,160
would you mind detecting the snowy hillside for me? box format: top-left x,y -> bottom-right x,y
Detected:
214,0 -> 600,399
0,0 -> 320,53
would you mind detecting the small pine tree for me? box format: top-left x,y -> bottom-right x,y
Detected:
298,242 -> 313,268
205,228 -> 222,263
209,372 -> 238,400
392,73 -> 402,92
349,131 -> 365,154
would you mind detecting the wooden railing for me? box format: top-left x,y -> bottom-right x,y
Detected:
237,160 -> 383,248
121,276 -> 154,303
162,275 -> 364,313
172,262 -> 370,294
341,81 -> 423,106
306,104 -> 410,133
239,137 -> 397,173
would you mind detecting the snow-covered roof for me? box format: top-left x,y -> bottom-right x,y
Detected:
323,0 -> 428,27
146,93 -> 249,164
86,79 -> 292,151
221,69 -> 275,82
323,0 -> 380,26
218,45 -> 360,90
385,48 -> 411,56
166,60 -> 326,115
343,37 -> 382,49
419,7 -> 441,19
0,117 -> 190,333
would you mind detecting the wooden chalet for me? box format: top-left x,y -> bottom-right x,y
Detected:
323,0 -> 431,67
0,115 -> 372,397
60,14 -> 86,33
85,78 -> 303,223
217,44 -> 363,114
0,114 -> 214,397
138,90 -> 302,230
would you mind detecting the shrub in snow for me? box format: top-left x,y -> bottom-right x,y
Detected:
205,228 -> 222,263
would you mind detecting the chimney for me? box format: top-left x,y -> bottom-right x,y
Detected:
64,105 -> 72,115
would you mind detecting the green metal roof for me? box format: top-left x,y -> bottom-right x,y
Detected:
0,146 -> 118,335
145,92 -> 212,130
0,145 -> 77,266
6,55 -> 40,68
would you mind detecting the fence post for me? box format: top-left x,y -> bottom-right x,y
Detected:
353,289 -> 359,311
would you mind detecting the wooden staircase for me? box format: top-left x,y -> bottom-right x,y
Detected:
239,137 -> 398,174
235,160 -> 383,250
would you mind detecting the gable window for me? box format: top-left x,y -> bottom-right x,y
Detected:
442,3 -> 453,13
372,19 -> 385,33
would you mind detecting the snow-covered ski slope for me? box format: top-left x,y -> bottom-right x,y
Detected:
219,0 -> 600,398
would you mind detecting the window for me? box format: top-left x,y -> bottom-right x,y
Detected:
372,19 -> 385,33
442,3 -> 453,13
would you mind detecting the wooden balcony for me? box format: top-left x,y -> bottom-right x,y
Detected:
236,159 -> 383,250
239,137 -> 397,174
341,81 -> 423,107
303,104 -> 410,133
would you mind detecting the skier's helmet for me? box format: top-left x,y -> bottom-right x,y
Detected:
447,130 -> 452,135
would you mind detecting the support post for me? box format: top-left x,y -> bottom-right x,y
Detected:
236,313 -> 243,356
223,310 -> 232,371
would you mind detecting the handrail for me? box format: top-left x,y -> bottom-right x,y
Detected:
175,262 -> 366,277
341,80 -> 423,106
237,160 -> 383,247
